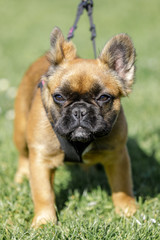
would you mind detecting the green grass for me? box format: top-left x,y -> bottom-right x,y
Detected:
0,0 -> 160,239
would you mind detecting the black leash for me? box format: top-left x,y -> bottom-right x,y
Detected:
67,0 -> 97,59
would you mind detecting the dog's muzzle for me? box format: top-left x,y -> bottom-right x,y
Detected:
71,104 -> 92,142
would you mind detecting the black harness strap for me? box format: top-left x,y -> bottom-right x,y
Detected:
38,81 -> 91,163
67,0 -> 97,59
57,135 -> 91,163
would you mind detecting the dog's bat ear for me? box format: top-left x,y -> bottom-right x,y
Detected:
47,27 -> 77,64
99,34 -> 136,95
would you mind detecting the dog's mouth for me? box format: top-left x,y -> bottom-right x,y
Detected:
55,119 -> 111,143
70,126 -> 93,143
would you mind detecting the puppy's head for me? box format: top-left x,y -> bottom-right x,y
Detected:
41,27 -> 136,143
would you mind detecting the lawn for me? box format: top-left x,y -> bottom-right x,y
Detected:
0,0 -> 160,239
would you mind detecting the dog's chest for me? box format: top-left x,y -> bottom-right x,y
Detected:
82,141 -> 116,165
56,130 -> 116,165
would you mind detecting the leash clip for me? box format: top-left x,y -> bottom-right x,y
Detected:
82,0 -> 93,10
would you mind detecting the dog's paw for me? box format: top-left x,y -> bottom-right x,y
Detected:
113,192 -> 137,217
31,210 -> 57,228
115,203 -> 137,217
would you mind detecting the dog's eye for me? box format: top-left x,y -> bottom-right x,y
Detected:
97,94 -> 111,103
53,94 -> 65,103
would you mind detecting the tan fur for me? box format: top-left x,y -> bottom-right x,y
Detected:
14,27 -> 137,228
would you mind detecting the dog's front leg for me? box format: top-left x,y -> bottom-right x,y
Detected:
103,146 -> 137,216
29,149 -> 57,228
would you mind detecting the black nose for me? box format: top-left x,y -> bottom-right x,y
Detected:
72,107 -> 87,120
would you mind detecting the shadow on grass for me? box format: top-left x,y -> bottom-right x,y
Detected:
56,137 -> 160,211
128,138 -> 160,198
56,163 -> 110,211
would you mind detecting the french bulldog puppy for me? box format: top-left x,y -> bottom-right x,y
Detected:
14,27 -> 136,227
